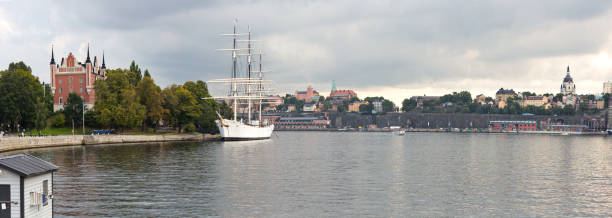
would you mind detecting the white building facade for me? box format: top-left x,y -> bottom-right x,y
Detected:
0,154 -> 58,218
604,81 -> 612,94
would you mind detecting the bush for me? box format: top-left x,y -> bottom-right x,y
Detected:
183,123 -> 196,132
48,114 -> 66,128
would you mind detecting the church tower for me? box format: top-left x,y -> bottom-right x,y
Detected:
50,45 -> 57,96
560,66 -> 576,95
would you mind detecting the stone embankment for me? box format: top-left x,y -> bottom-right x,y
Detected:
0,134 -> 219,153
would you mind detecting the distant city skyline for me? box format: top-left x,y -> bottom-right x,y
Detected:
1,0 -> 612,104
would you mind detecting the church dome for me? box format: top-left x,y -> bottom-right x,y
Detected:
563,73 -> 573,83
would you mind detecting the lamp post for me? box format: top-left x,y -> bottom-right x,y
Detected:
82,102 -> 85,135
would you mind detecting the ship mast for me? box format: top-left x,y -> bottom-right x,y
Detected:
232,23 -> 238,121
258,50 -> 263,124
247,26 -> 253,123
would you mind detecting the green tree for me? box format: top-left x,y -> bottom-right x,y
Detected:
172,86 -> 201,132
553,93 -> 564,102
521,91 -> 536,97
0,63 -> 43,131
48,113 -> 65,128
34,99 -> 47,131
7,61 -> 32,74
94,70 -> 146,130
337,100 -> 349,112
183,80 -> 217,132
219,101 -> 234,119
63,93 -> 84,127
562,104 -> 576,115
126,60 -> 143,86
136,76 -> 163,131
84,110 -> 100,128
401,98 -> 417,112
359,103 -> 372,114
382,99 -> 395,112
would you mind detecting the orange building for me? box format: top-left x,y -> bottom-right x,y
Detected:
329,90 -> 357,101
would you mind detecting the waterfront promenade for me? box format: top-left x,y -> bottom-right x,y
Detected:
0,134 -> 219,153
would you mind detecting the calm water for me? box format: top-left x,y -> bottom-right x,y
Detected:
23,132 -> 612,217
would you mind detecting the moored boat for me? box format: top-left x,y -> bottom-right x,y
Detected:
207,22 -> 276,141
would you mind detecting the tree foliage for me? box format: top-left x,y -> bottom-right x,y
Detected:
183,80 -> 217,132
382,99 -> 395,112
136,76 -> 163,129
161,85 -> 201,132
0,62 -> 43,131
94,70 -> 145,130
63,93 -> 84,126
401,98 -> 417,112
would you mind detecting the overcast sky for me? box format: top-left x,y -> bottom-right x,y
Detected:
1,0 -> 611,104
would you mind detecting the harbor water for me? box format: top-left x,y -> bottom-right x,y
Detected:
26,132 -> 612,217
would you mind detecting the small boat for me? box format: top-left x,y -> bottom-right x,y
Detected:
607,129 -> 612,135
393,130 -> 406,136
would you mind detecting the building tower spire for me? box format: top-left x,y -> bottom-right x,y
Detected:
86,43 -> 91,63
331,80 -> 337,93
101,50 -> 106,69
567,65 -> 570,74
50,45 -> 56,65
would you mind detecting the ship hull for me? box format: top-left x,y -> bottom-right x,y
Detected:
216,119 -> 274,140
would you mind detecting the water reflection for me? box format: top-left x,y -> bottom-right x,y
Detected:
11,133 -> 612,217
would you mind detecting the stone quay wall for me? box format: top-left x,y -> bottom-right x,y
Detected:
269,111 -> 607,130
0,134 -> 218,153
331,112 -> 607,130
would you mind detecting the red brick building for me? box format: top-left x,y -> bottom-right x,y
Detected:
50,45 -> 106,111
295,86 -> 319,102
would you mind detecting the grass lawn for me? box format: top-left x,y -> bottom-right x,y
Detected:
21,127 -> 75,136
39,127 -> 78,135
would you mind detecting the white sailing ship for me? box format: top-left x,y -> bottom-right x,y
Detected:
207,22 -> 275,140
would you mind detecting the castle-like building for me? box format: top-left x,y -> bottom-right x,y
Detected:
560,66 -> 577,105
50,45 -> 107,111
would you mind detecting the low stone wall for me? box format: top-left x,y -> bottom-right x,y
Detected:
0,134 -> 219,153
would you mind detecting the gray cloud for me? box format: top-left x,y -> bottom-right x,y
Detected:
1,0 -> 611,104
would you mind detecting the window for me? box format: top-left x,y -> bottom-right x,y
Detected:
59,97 -> 63,104
43,180 -> 48,206
80,78 -> 83,83
69,77 -> 72,84
59,88 -> 62,94
80,87 -> 83,93
59,79 -> 62,84
69,88 -> 72,93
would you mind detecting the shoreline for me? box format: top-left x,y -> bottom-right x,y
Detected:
0,134 -> 220,153
275,128 -> 608,135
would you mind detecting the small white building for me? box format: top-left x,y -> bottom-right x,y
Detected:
0,154 -> 58,218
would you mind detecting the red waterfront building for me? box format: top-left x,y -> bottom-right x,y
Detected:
50,45 -> 107,111
489,120 -> 537,132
